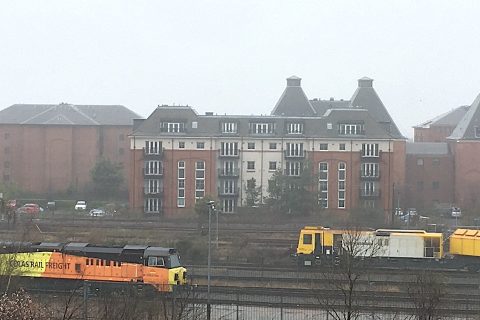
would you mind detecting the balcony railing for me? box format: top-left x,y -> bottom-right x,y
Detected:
284,150 -> 306,158
144,168 -> 164,177
218,187 -> 239,197
218,168 -> 240,177
144,188 -> 164,196
144,147 -> 164,158
359,188 -> 381,198
218,149 -> 240,157
360,171 -> 380,180
360,150 -> 381,160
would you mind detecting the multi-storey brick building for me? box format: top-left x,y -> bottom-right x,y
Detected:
129,77 -> 406,218
407,93 -> 480,211
0,103 -> 140,195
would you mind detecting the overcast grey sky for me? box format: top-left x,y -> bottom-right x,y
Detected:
1,1 -> 479,137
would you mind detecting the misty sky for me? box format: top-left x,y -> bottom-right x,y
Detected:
1,1 -> 479,138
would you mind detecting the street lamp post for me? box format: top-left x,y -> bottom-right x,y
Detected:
207,201 -> 215,320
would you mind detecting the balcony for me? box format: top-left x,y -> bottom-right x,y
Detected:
360,150 -> 381,161
359,188 -> 381,199
144,168 -> 164,178
218,168 -> 240,178
360,171 -> 380,180
144,147 -> 164,159
218,149 -> 240,158
218,187 -> 239,197
143,188 -> 164,197
284,150 -> 306,158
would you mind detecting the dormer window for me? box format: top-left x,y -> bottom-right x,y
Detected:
222,122 -> 237,133
160,122 -> 186,133
286,122 -> 304,134
339,123 -> 364,135
250,122 -> 275,134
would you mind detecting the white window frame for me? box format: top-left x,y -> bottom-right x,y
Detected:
286,143 -> 304,157
144,179 -> 161,194
338,162 -> 346,208
222,122 -> 237,133
145,141 -> 161,154
287,123 -> 304,134
144,198 -> 161,213
195,161 -> 205,200
286,161 -> 301,176
319,162 -> 328,208
362,143 -> 379,157
339,124 -> 364,135
220,142 -> 239,156
361,163 -> 379,177
223,198 -> 235,213
251,123 -> 274,134
145,160 -> 162,175
177,161 -> 185,207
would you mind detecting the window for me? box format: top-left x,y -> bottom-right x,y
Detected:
144,198 -> 161,213
285,161 -> 302,176
303,234 -> 312,245
338,162 -> 346,208
319,143 -> 328,151
223,199 -> 235,213
319,162 -> 328,208
221,122 -> 237,133
362,143 -> 379,157
220,142 -> 239,156
177,161 -> 185,207
221,161 -> 236,176
247,142 -> 255,149
221,180 -> 236,195
148,256 -> 165,267
160,122 -> 186,133
179,141 -> 185,149
417,158 -> 424,166
432,158 -> 440,166
269,161 -> 277,171
250,122 -> 274,134
145,141 -> 161,154
286,122 -> 303,134
339,123 -> 364,135
145,160 -> 162,175
144,179 -> 162,194
361,163 -> 379,177
269,143 -> 277,150
362,181 -> 378,196
475,126 -> 480,138
432,181 -> 440,190
286,143 -> 304,157
196,142 -> 205,149
195,161 -> 205,199
247,161 -> 255,171
339,143 -> 346,151
192,121 -> 198,129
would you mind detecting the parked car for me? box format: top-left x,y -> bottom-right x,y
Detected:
451,207 -> 462,218
16,203 -> 41,216
88,208 -> 106,217
74,201 -> 87,211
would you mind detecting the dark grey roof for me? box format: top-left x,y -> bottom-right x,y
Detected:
448,93 -> 480,140
350,78 -> 403,138
0,103 -> 140,126
310,99 -> 351,116
415,105 -> 470,128
271,76 -> 316,117
406,142 -> 449,155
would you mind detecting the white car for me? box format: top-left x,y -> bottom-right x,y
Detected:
89,208 -> 106,217
74,200 -> 87,210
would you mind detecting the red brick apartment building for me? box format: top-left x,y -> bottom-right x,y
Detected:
0,103 -> 139,195
129,77 -> 406,219
409,94 -> 480,210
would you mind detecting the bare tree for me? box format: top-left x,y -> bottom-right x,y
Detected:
316,226 -> 383,320
408,271 -> 444,320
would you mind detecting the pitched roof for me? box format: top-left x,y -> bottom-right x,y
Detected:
406,142 -> 449,155
271,76 -> 317,117
0,103 -> 140,126
448,93 -> 480,140
350,77 -> 403,138
414,105 -> 470,128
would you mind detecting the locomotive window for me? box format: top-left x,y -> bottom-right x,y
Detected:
303,234 -> 313,245
96,259 -> 99,266
148,256 -> 165,267
86,259 -> 89,266
106,261 -> 110,267
118,262 -> 122,267
100,260 -> 104,266
169,255 -> 181,268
